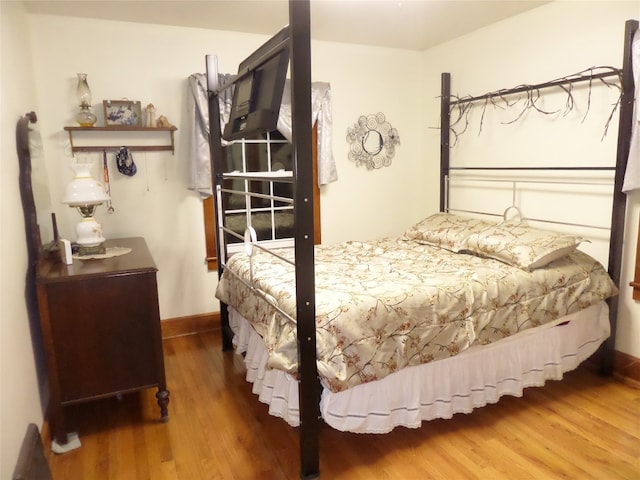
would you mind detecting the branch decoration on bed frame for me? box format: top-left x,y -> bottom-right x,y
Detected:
448,66 -> 623,146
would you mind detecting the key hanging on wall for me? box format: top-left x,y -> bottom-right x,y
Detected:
103,150 -> 114,213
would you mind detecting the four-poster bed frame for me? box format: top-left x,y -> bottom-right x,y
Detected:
207,3 -> 638,476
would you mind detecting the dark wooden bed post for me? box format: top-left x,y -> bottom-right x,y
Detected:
206,1 -> 319,474
440,73 -> 451,213
602,18 -> 638,375
289,1 -> 321,478
205,56 -> 233,351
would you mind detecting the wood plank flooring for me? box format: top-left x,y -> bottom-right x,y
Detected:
44,330 -> 640,479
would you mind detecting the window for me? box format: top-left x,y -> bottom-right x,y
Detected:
204,125 -> 321,270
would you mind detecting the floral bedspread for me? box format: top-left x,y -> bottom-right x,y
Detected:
215,238 -> 617,393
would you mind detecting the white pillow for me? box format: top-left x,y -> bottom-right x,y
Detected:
402,213 -> 495,252
465,220 -> 584,270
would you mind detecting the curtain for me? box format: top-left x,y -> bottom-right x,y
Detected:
623,29 -> 640,193
187,73 -> 233,196
187,73 -> 338,197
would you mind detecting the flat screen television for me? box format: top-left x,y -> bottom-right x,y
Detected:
223,26 -> 290,141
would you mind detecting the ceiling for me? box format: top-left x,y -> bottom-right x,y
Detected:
22,0 -> 550,51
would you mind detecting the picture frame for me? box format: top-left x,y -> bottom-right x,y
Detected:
103,100 -> 142,126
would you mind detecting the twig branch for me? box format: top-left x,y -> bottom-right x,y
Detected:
447,66 -> 622,143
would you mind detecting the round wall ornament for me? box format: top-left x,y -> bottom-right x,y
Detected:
346,112 -> 400,169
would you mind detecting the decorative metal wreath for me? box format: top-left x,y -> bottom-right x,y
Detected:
346,112 -> 400,169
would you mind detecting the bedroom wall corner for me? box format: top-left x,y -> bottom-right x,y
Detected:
26,12 -> 432,325
0,2 -> 47,478
419,1 -> 640,360
310,40 -> 432,244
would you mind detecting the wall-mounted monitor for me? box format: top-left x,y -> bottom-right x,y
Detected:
223,26 -> 290,141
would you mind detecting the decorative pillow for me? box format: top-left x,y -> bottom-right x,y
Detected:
465,220 -> 584,270
402,213 -> 496,252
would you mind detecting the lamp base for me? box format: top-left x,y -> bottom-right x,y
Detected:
76,243 -> 106,256
74,216 -> 106,252
75,106 -> 97,127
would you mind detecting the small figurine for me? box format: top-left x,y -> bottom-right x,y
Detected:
156,115 -> 175,128
145,103 -> 156,128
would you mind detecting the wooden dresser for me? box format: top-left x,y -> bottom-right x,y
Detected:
36,237 -> 169,446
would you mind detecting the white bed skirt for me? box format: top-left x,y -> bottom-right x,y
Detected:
228,302 -> 610,434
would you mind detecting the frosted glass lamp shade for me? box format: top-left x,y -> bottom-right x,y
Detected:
62,163 -> 110,206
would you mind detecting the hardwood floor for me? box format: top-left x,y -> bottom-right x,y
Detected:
44,330 -> 640,479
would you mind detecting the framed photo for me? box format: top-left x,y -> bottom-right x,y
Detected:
103,100 -> 142,126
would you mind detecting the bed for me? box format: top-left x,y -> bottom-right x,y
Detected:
205,3 -> 638,478
217,232 -> 616,430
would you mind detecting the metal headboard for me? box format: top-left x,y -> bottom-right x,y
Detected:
440,19 -> 638,375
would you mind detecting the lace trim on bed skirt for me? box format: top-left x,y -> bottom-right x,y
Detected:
228,302 -> 609,434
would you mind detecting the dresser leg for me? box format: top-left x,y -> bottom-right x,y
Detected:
156,389 -> 170,422
51,432 -> 81,454
50,404 -> 68,448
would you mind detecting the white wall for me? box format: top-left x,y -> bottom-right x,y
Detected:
420,1 -> 640,357
27,15 -> 427,321
1,3 -> 47,478
311,40 -> 429,241
2,1 -> 638,474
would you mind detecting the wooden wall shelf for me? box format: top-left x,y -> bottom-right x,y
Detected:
64,126 -> 177,154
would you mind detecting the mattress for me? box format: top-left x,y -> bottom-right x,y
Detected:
216,238 -> 617,393
229,301 -> 610,434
